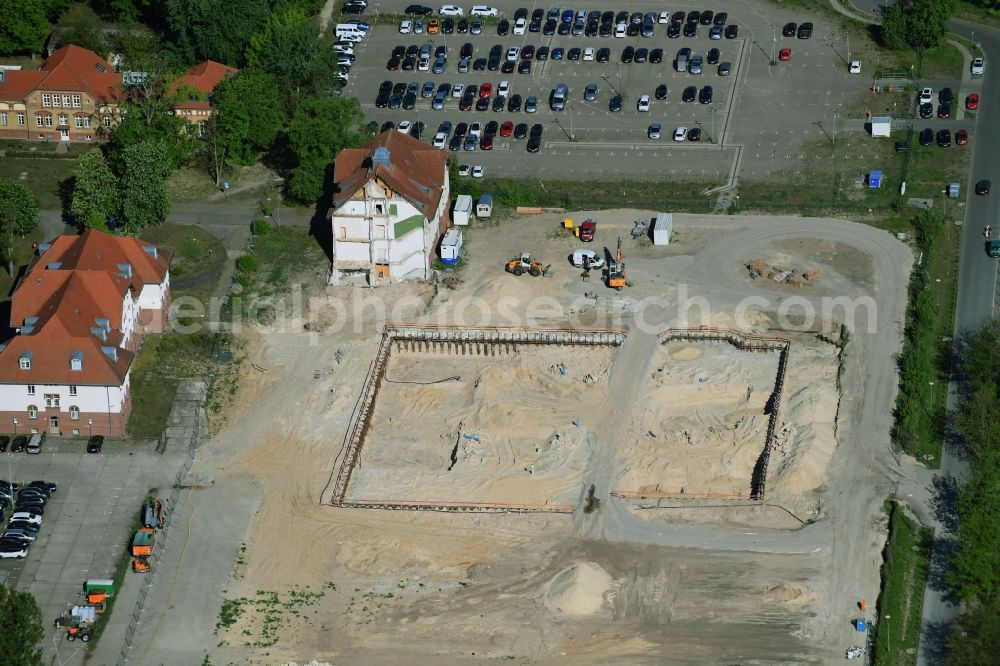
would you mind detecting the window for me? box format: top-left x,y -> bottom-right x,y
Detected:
27,385 -> 35,395
35,113 -> 43,128
81,116 -> 90,128
63,95 -> 71,108
198,120 -> 208,138
58,114 -> 68,127
75,116 -> 83,128
27,405 -> 37,419
52,94 -> 60,108
0,112 -> 6,126
19,356 -> 30,370
44,115 -> 52,127
17,112 -> 25,126
42,94 -> 50,107
70,406 -> 79,420
44,393 -> 60,408
69,385 -> 78,396
103,116 -> 112,128
73,95 -> 81,108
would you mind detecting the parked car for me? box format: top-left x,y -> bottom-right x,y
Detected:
0,436 -> 8,452
673,126 -> 688,142
937,129 -> 952,147
778,48 -> 792,62
797,22 -> 813,39
956,129 -> 969,146
967,93 -> 980,110
647,123 -> 661,140
975,180 -> 991,196
25,433 -> 44,454
10,436 -> 26,453
919,128 -> 933,146
570,249 -> 606,269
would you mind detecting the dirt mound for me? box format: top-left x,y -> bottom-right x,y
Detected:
545,562 -> 614,616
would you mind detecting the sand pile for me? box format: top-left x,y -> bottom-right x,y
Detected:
545,562 -> 614,616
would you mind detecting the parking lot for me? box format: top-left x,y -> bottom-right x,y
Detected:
341,1 -> 877,183
0,439 -> 185,663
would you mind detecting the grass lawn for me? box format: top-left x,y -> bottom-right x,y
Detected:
140,224 -> 227,326
238,224 -> 329,303
873,500 -> 934,666
955,1 -> 1000,31
0,157 -> 77,209
0,231 -> 46,299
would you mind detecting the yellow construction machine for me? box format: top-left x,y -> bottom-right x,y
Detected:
605,237 -> 631,290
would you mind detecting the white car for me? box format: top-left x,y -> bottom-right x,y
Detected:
658,11 -> 670,24
418,54 -> 431,71
10,512 -> 42,525
615,22 -> 627,38
673,126 -> 687,141
469,122 -> 482,138
333,44 -> 354,55
439,5 -> 464,16
399,19 -> 412,33
506,46 -> 520,61
583,47 -> 595,61
849,60 -> 861,74
497,80 -> 510,96
972,57 -> 985,75
570,248 -> 606,270
432,132 -> 447,148
458,164 -> 471,176
513,17 -> 526,35
470,5 -> 498,17
919,87 -> 933,105
0,545 -> 28,559
452,83 -> 465,98
637,95 -> 650,112
471,165 -> 485,178
397,120 -> 413,134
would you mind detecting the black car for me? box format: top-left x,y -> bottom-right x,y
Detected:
454,122 -> 468,137
508,94 -> 522,112
514,8 -> 528,20
586,20 -> 598,37
939,87 -> 954,104
682,85 -> 697,102
597,48 -> 610,63
492,95 -> 506,112
667,22 -> 681,38
567,48 -> 580,61
937,129 -> 951,147
937,103 -> 950,118
380,121 -> 395,133
650,48 -> 663,64
671,10 -> 685,24
26,480 -> 56,494
503,60 -> 517,73
699,86 -> 713,104
400,56 -> 415,71
707,48 -> 720,65
393,82 -> 406,96
405,4 -> 432,15
797,22 -> 813,39
599,22 -> 613,37
700,10 -> 713,25
527,124 -> 543,152
655,84 -> 668,100
442,17 -> 454,33
609,95 -> 623,112
342,2 -> 366,13
543,19 -> 557,35
783,22 -> 797,37
683,22 -> 697,37
714,12 -> 728,26
0,436 -> 8,452
688,127 -> 703,141
537,46 -> 549,60
514,122 -> 529,139
497,19 -> 509,35
474,57 -> 488,71
402,92 -> 416,109
919,102 -> 934,119
522,45 -> 535,59
392,46 -> 406,60
725,25 -> 738,39
634,48 -> 648,63
621,46 -> 635,63
686,10 -> 700,23
87,435 -> 104,453
476,96 -> 490,111
10,436 -> 26,453
557,20 -> 570,35
975,180 -> 992,196
485,120 -> 499,135
457,18 -> 468,33
460,42 -> 474,59
448,134 -> 463,151
919,128 -> 933,146
375,92 -> 390,107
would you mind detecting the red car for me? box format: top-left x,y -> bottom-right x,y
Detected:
956,129 -> 969,145
387,58 -> 400,70
778,48 -> 791,62
966,93 -> 979,110
579,219 -> 596,242
479,82 -> 492,98
499,120 -> 513,137
480,132 -> 494,150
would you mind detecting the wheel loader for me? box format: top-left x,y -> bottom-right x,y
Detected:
505,253 -> 550,277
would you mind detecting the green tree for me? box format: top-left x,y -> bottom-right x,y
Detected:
0,586 -> 44,666
286,96 -> 365,204
0,2 -> 50,55
120,141 -> 171,232
59,15 -> 109,55
0,179 -> 40,275
948,595 -> 1000,665
71,149 -> 119,230
881,0 -> 958,51
164,0 -> 272,67
211,68 -> 283,165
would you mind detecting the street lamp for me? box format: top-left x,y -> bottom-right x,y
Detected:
88,417 -> 93,437
12,417 -> 17,435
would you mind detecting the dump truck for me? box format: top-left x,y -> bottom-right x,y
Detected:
143,498 -> 167,529
131,528 -> 155,557
55,605 -> 97,642
505,253 -> 550,277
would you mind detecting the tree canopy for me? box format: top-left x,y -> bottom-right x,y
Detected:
0,584 -> 45,665
287,96 -> 365,204
0,179 -> 40,275
120,141 -> 172,232
211,68 -> 284,165
881,0 -> 957,51
71,149 -> 119,230
164,0 -> 272,67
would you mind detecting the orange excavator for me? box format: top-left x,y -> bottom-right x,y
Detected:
605,237 -> 631,290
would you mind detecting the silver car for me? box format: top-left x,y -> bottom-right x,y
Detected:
690,54 -> 703,74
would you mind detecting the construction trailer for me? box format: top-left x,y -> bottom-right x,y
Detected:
131,528 -> 155,558
476,194 -> 493,218
871,116 -> 891,137
439,228 -> 463,265
452,195 -> 472,226
652,213 -> 673,246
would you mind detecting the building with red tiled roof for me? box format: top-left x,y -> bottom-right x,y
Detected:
0,230 -> 172,437
328,131 -> 452,284
171,60 -> 238,135
0,44 -> 122,143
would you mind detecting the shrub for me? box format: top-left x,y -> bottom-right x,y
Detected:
237,255 -> 259,273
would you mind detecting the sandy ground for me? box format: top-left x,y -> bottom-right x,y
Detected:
132,210 -> 911,665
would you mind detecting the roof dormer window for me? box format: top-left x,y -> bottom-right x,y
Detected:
19,351 -> 32,370
70,351 -> 83,371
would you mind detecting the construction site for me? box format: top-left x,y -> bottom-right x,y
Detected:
118,211 -> 913,665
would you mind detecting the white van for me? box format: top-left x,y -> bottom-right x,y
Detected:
335,24 -> 365,40
470,5 -> 498,16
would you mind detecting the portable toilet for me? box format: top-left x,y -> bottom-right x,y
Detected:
947,182 -> 960,198
871,116 -> 891,137
452,195 -> 472,226
652,212 -> 673,246
868,170 -> 883,188
440,228 -> 463,265
476,194 -> 493,218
